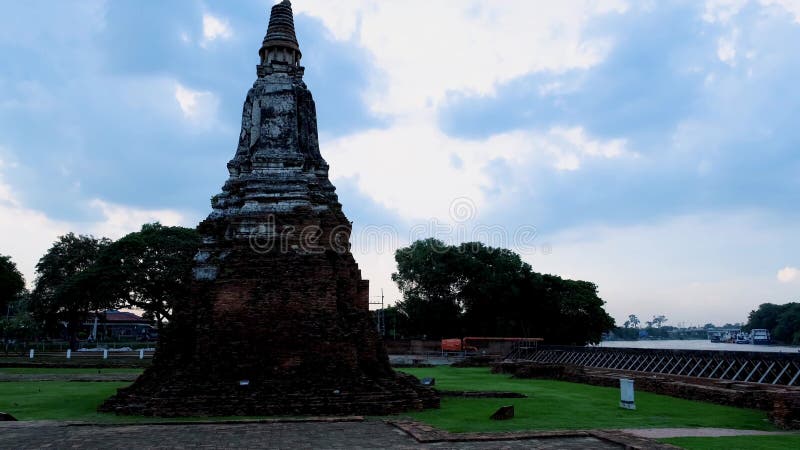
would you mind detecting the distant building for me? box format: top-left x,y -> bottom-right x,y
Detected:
82,310 -> 155,341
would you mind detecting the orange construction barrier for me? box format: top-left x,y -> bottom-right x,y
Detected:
441,338 -> 462,352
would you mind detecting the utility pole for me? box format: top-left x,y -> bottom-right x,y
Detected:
369,289 -> 385,337
380,289 -> 385,337
4,300 -> 14,356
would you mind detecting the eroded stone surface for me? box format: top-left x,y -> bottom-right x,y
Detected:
100,1 -> 437,417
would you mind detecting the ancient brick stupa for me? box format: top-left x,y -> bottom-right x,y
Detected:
101,1 -> 438,416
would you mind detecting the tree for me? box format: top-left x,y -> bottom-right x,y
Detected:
88,223 -> 200,329
627,314 -> 640,329
392,239 -> 464,338
747,302 -> 800,345
1,294 -> 40,354
651,315 -> 668,328
746,303 -> 783,332
0,254 -> 25,316
30,233 -> 112,350
537,275 -> 615,345
391,239 -> 615,344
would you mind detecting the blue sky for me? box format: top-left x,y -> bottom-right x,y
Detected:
1,0 -> 799,326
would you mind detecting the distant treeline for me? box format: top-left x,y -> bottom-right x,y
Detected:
608,326 -> 716,341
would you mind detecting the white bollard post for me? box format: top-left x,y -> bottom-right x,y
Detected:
619,378 -> 636,410
66,349 -> 71,359
139,349 -> 144,360
29,349 -> 34,359
103,349 -> 108,359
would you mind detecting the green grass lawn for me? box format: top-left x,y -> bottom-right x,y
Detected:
661,435 -> 800,450
399,367 -> 777,433
0,365 -> 783,436
0,380 -> 282,423
0,381 -> 131,422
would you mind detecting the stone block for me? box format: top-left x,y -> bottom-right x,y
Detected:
490,405 -> 515,420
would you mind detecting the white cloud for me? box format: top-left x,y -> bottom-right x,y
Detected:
546,126 -> 630,171
201,13 -> 232,46
324,120 -> 632,220
0,197 -> 189,288
289,1 -> 634,226
717,33 -> 738,65
777,266 -> 799,283
86,199 -> 186,240
0,158 -> 18,205
174,83 -> 219,124
0,201 -> 70,288
703,0 -> 748,23
0,159 -> 189,287
761,0 -> 800,23
0,160 -> 71,286
294,0 -> 627,116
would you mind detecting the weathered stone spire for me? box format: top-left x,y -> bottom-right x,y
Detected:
259,0 -> 301,67
99,0 -> 439,417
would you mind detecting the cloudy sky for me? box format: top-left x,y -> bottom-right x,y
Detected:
1,0 -> 799,327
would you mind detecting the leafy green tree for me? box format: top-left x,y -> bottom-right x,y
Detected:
1,294 -> 40,354
0,254 -> 25,316
746,303 -> 784,333
89,223 -> 200,329
392,239 -> 464,338
391,239 -> 615,344
543,276 -> 615,344
30,233 -> 112,349
747,302 -> 800,344
627,314 -> 640,328
455,242 -> 538,337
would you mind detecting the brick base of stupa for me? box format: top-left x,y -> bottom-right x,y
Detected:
99,235 -> 439,417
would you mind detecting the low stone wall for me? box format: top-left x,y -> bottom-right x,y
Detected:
493,362 -> 800,429
451,356 -> 498,367
384,340 -> 442,355
436,390 -> 527,398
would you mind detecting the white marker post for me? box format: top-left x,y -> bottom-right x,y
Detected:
29,349 -> 34,359
620,378 -> 636,410
66,349 -> 71,359
103,349 -> 108,360
139,349 -> 144,360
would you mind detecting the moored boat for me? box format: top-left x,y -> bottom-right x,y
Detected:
751,328 -> 771,345
735,332 -> 751,344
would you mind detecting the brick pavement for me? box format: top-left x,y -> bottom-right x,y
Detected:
0,420 -> 630,449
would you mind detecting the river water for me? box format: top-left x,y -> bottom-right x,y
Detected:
596,339 -> 800,353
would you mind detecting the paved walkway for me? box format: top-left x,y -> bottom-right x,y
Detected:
620,427 -> 798,439
0,420 -> 626,449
